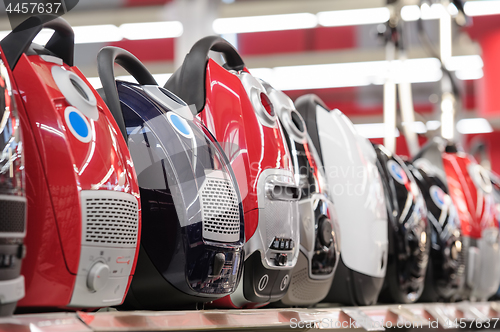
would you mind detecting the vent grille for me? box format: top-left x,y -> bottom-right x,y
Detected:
457,237 -> 467,279
0,197 -> 26,234
201,175 -> 240,243
82,192 -> 139,247
287,266 -> 331,304
264,200 -> 298,248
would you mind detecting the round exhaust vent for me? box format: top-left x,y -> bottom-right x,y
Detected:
52,66 -> 99,121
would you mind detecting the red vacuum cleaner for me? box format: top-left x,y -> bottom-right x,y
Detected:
0,15 -> 141,309
0,48 -> 26,315
165,36 -> 300,308
414,139 -> 499,301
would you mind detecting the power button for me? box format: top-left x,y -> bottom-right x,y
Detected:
87,262 -> 110,292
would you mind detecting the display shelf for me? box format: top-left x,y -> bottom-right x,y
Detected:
0,312 -> 92,332
1,302 -> 499,331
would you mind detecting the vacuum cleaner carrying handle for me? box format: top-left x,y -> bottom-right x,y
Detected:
97,46 -> 158,141
164,36 -> 245,115
0,15 -> 74,70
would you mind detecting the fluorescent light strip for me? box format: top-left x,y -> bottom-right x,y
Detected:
212,1 -> 500,33
421,3 -> 448,20
455,68 -> 484,80
441,94 -> 455,140
354,123 -> 400,139
456,118 -> 493,134
213,13 -> 317,34
401,5 -> 422,21
86,55 -> 481,91
401,3 -> 462,21
447,3 -> 459,16
86,77 -> 103,89
426,120 -> 441,131
87,73 -> 173,90
402,121 -> 427,134
445,55 -> 483,71
120,21 -> 183,40
464,0 -> 500,16
317,7 -> 390,27
74,25 -> 122,44
252,57 -> 443,90
0,1 -> 489,46
115,74 -> 172,86
33,29 -> 57,45
213,7 -> 391,34
355,118 -> 491,139
0,21 -> 183,44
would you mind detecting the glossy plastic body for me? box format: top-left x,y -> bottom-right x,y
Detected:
10,48 -> 140,308
489,172 -> 500,299
108,79 -> 245,309
409,159 -> 465,302
374,145 -> 430,304
265,84 -> 340,306
202,62 -> 299,308
415,139 -> 500,301
166,38 -> 300,308
0,50 -> 26,315
295,94 -> 388,306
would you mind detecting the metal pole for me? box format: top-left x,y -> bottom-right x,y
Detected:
439,2 -> 455,141
384,40 -> 397,154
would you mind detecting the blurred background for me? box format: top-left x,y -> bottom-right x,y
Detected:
2,0 -> 499,172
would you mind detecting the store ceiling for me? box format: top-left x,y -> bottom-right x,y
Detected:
0,0 -> 494,131
0,0 -> 481,76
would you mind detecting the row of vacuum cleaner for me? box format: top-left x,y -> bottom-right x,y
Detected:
0,14 -> 498,315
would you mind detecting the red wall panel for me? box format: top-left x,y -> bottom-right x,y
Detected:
125,0 -> 172,6
465,132 -> 500,175
475,29 -> 500,118
109,38 -> 174,62
237,29 -> 311,55
370,136 -> 428,159
237,26 -> 356,56
312,26 -> 356,50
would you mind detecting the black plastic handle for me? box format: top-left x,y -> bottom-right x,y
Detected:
294,94 -> 329,165
97,46 -> 157,142
164,36 -> 245,115
0,15 -> 74,70
413,139 -> 441,161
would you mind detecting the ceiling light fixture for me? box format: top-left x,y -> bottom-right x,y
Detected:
354,123 -> 400,139
88,74 -> 173,90
464,0 -> 500,16
120,21 -> 183,40
0,21 -> 184,45
456,118 -> 493,134
317,7 -> 391,27
213,13 -> 317,34
87,55 -> 481,91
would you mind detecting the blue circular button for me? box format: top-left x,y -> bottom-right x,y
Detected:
68,110 -> 89,138
435,192 -> 444,206
430,185 -> 446,209
387,160 -> 407,185
168,112 -> 192,138
393,165 -> 405,181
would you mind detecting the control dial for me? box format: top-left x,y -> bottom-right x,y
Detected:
318,217 -> 334,247
87,262 -> 110,292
